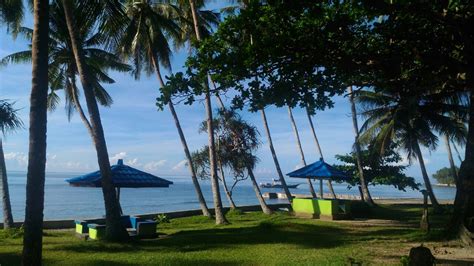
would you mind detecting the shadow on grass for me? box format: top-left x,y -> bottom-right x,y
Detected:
55,221 -> 349,255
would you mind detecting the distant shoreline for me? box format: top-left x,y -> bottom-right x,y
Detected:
434,183 -> 456,187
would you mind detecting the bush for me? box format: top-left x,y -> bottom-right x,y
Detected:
155,214 -> 170,224
0,226 -> 24,239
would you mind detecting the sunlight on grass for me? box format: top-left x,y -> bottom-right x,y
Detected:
0,204 -> 450,265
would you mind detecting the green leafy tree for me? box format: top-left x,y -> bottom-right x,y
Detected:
0,100 -> 23,229
432,167 -> 458,186
334,146 -> 419,194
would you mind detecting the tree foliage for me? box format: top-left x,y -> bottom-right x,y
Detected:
432,167 -> 457,186
334,146 -> 419,191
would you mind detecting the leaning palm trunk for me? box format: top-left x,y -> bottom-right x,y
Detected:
218,160 -> 238,210
260,109 -> 293,204
287,107 -> 317,198
444,134 -> 459,185
305,108 -> 337,199
247,167 -> 273,214
413,142 -> 440,209
150,54 -> 212,218
189,0 -> 228,224
348,86 -> 375,205
169,101 -> 212,217
61,0 -> 128,241
22,0 -> 49,263
0,139 -> 14,228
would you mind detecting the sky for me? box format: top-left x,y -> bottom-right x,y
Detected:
0,3 -> 460,184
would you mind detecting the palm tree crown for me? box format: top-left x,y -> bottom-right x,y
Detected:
1,1 -> 131,119
0,100 -> 23,135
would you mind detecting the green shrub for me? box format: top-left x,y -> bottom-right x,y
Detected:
155,214 -> 170,224
0,226 -> 24,239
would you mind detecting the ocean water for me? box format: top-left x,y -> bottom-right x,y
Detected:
1,171 -> 456,221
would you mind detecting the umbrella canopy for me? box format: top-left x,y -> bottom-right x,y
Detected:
287,159 -> 351,181
66,159 -> 173,188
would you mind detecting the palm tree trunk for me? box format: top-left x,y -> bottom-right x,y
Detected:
151,58 -> 212,218
218,160 -> 237,210
61,0 -> 128,241
413,141 -> 440,209
247,167 -> 273,214
451,139 -> 463,164
0,139 -> 14,229
189,0 -> 228,225
260,109 -> 293,204
22,0 -> 49,263
287,107 -> 317,198
348,86 -> 375,206
444,134 -> 459,185
449,90 -> 474,234
168,101 -> 212,217
305,108 -> 337,199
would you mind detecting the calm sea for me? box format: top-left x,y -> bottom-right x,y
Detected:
1,171 -> 456,221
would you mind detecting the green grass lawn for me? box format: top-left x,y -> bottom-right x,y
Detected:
0,204 -> 451,265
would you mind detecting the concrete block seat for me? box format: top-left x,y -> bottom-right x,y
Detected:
75,215 -> 157,239
291,198 -> 352,220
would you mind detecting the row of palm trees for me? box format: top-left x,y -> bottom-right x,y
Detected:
0,0 -> 466,264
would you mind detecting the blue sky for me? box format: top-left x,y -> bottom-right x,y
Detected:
0,3 -> 459,184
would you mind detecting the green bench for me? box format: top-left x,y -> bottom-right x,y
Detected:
292,198 -> 352,220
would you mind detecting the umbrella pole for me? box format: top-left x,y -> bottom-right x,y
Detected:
319,179 -> 323,199
116,187 -> 123,215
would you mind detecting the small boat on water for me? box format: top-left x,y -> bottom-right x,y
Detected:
259,179 -> 300,189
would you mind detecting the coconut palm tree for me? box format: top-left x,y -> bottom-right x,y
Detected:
348,86 -> 374,205
160,0 -> 219,217
0,100 -> 23,229
357,89 -> 468,210
1,18 -> 130,128
305,108 -> 337,199
287,107 -> 317,198
117,0 -> 214,218
0,0 -> 23,34
60,0 -> 128,240
12,0 -> 51,263
188,0 -> 228,224
259,108 -> 293,203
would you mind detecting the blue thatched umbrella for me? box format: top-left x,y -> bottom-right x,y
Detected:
287,158 -> 351,198
66,159 -> 173,213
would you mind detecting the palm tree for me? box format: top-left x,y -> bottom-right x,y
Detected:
444,134 -> 459,185
260,109 -> 293,203
287,107 -> 317,198
0,0 -> 23,34
21,0 -> 50,263
188,0 -> 228,224
357,89 -> 468,210
348,86 -> 374,205
0,100 -> 23,229
305,108 -> 337,199
60,0 -> 128,241
117,0 -> 213,218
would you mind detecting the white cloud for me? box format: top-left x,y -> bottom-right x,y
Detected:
4,152 -> 28,166
126,158 -> 142,167
172,160 -> 187,171
144,160 -> 167,171
109,152 -> 127,163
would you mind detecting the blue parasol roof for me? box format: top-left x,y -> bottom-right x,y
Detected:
287,159 -> 351,181
66,159 -> 173,188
